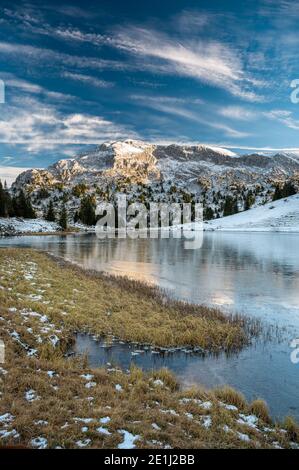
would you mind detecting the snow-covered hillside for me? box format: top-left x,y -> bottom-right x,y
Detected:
9,139 -> 299,222
0,218 -> 59,236
13,139 -> 299,191
204,194 -> 299,232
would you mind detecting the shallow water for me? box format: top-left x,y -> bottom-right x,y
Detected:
2,231 -> 299,419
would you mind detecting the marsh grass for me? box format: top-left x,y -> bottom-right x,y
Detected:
250,399 -> 271,424
0,248 -> 255,352
0,247 -> 297,449
214,386 -> 247,410
284,417 -> 299,441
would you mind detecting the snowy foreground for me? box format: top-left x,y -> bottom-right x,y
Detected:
1,194 -> 299,236
204,194 -> 299,232
0,217 -> 59,236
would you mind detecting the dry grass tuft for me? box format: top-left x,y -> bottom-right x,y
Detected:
249,399 -> 271,424
284,417 -> 299,441
0,248 -> 254,352
214,386 -> 247,410
0,247 -> 297,450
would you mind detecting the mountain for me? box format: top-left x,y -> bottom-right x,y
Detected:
11,140 -> 299,221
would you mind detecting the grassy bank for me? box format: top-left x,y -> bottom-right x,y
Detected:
0,248 -> 254,352
0,248 -> 298,449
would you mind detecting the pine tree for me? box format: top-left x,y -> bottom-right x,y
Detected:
245,191 -> 255,211
4,189 -> 14,217
12,190 -> 36,218
79,195 -> 96,226
0,180 -> 7,217
45,200 -> 56,222
273,185 -> 283,201
204,206 -> 215,221
273,181 -> 297,201
223,195 -> 238,217
59,205 -> 68,230
73,211 -> 80,223
0,179 -> 13,217
282,181 -> 297,198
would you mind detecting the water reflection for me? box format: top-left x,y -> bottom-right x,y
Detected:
1,231 -> 299,419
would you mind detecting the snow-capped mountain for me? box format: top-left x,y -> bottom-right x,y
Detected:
11,140 -> 299,220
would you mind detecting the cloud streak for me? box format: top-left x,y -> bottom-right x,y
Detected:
130,94 -> 249,138
264,109 -> 299,130
112,26 -> 263,102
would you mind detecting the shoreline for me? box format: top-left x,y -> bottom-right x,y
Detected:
0,248 -> 298,448
2,226 -> 299,238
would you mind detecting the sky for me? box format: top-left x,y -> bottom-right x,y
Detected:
1,0 -> 299,182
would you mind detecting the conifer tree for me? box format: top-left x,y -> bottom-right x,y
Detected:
0,180 -> 6,217
12,190 -> 36,218
59,205 -> 68,230
45,200 -> 56,222
79,195 -> 96,226
223,195 -> 238,217
245,191 -> 255,211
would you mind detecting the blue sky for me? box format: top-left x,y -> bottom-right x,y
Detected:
1,0 -> 299,180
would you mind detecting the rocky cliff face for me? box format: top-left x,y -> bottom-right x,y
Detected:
13,140 -> 299,189
11,140 -> 299,220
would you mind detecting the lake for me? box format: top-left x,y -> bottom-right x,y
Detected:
1,231 -> 299,419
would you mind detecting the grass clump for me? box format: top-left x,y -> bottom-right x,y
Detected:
0,247 -> 298,449
284,417 -> 299,442
249,399 -> 271,424
214,386 -> 247,410
0,248 -> 254,352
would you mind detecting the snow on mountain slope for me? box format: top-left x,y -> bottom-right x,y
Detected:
204,194 -> 299,232
0,218 -> 59,236
13,139 -> 299,191
10,139 -> 299,222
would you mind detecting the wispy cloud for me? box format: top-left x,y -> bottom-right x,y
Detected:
1,5 -> 265,104
264,109 -> 299,130
112,26 -> 263,102
0,41 -> 127,72
130,94 -> 249,138
61,71 -> 113,88
1,74 -> 76,102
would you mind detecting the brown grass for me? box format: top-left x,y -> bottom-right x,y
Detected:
250,399 -> 271,424
284,417 -> 299,441
0,247 -> 297,449
214,386 -> 247,410
0,248 -> 253,351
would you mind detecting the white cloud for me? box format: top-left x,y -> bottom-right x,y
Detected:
0,166 -> 32,187
0,41 -> 127,72
264,109 -> 299,130
218,106 -> 256,120
130,95 -> 249,138
130,94 -> 204,105
0,96 -> 138,152
2,74 -> 75,102
47,27 -> 106,45
112,26 -> 263,102
61,72 -> 113,88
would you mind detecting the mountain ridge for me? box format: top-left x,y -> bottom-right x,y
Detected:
11,139 -> 299,221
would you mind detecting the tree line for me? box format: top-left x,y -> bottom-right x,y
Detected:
0,180 -> 36,218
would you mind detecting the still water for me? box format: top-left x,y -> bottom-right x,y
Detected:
1,232 -> 299,419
